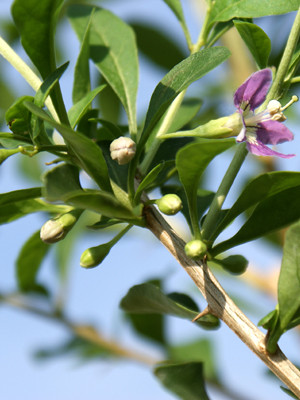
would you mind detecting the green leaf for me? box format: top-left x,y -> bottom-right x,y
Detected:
212,186 -> 300,255
134,163 -> 165,202
212,254 -> 248,274
120,283 -> 219,329
68,4 -> 138,134
11,0 -> 68,124
169,339 -> 219,383
131,22 -> 186,70
25,102 -> 111,192
140,47 -> 231,148
63,189 -> 143,224
278,221 -> 300,332
176,139 -> 235,236
68,84 -> 106,129
16,230 -> 50,292
154,362 -> 211,400
207,0 -> 299,28
211,172 -> 300,242
0,187 -> 41,205
72,10 -> 92,104
5,95 -> 34,136
234,21 -> 271,68
42,163 -> 82,202
162,0 -> 192,47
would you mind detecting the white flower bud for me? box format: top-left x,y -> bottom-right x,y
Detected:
184,240 -> 207,259
110,136 -> 136,165
40,211 -> 80,243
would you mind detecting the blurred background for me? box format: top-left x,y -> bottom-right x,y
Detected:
0,1 -> 299,399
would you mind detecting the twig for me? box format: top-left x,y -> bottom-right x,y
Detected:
144,205 -> 300,398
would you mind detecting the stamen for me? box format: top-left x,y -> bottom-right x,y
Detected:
281,95 -> 298,111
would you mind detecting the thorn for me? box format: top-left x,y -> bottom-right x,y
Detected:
192,306 -> 211,322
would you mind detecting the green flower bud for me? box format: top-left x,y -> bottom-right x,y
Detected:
184,240 -> 207,259
80,243 -> 111,268
110,136 -> 136,165
156,194 -> 182,215
40,210 -> 81,243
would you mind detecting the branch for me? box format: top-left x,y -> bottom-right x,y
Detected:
144,205 -> 300,398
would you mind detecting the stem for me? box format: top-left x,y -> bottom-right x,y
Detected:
0,36 -> 59,122
290,76 -> 300,84
145,206 -> 300,398
201,143 -> 248,241
266,8 -> 300,102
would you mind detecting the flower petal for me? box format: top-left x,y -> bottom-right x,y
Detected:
234,69 -> 272,111
256,120 -> 294,145
246,140 -> 295,158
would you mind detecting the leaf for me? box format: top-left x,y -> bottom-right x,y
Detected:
134,163 -> 165,202
11,0 -> 67,123
280,387 -> 300,399
169,339 -> 219,383
212,186 -> 300,255
234,21 -> 271,68
63,189 -> 143,224
68,4 -> 138,134
154,362 -> 211,400
212,254 -> 248,275
25,102 -> 111,192
211,171 -> 300,242
162,0 -> 191,47
140,47 -> 231,148
278,220 -> 300,332
42,163 -> 82,201
16,230 -> 50,292
176,139 -> 235,235
131,22 -> 186,70
5,95 -> 34,137
0,187 -> 42,205
120,283 -> 219,329
68,84 -> 106,129
72,10 -> 92,104
207,0 -> 299,28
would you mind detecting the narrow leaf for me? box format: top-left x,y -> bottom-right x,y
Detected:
16,230 -> 50,292
162,0 -> 191,47
68,4 -> 138,134
134,163 -> 165,202
234,21 -> 271,68
25,102 -> 111,192
154,362 -> 211,400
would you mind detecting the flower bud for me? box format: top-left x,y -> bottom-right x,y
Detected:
184,240 -> 207,259
80,243 -> 111,268
40,210 -> 81,243
110,136 -> 136,165
155,194 -> 182,215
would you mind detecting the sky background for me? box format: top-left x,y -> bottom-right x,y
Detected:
0,1 -> 299,399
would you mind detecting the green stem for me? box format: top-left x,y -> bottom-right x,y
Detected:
201,143 -> 248,241
0,36 -> 59,122
266,8 -> 300,102
290,76 -> 300,84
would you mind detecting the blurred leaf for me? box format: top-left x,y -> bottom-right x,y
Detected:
68,4 -> 138,134
72,9 -> 92,104
154,362 -> 211,400
34,336 -> 112,361
12,0 -> 67,123
131,22 -> 186,70
162,0 -> 191,46
212,255 -> 248,275
63,189 -> 144,224
5,95 -> 34,136
140,47 -> 231,149
278,221 -> 300,331
211,172 -> 300,242
280,387 -> 299,399
234,21 -> 271,68
120,283 -> 219,329
126,313 -> 165,346
208,0 -> 299,28
87,215 -> 124,230
68,84 -> 106,128
25,102 -> 112,192
16,230 -> 50,292
42,163 -> 82,201
206,20 -> 234,47
212,186 -> 300,255
169,338 -> 219,383
134,163 -> 165,202
176,139 -> 235,236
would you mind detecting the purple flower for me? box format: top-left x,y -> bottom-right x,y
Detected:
234,68 -> 296,158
